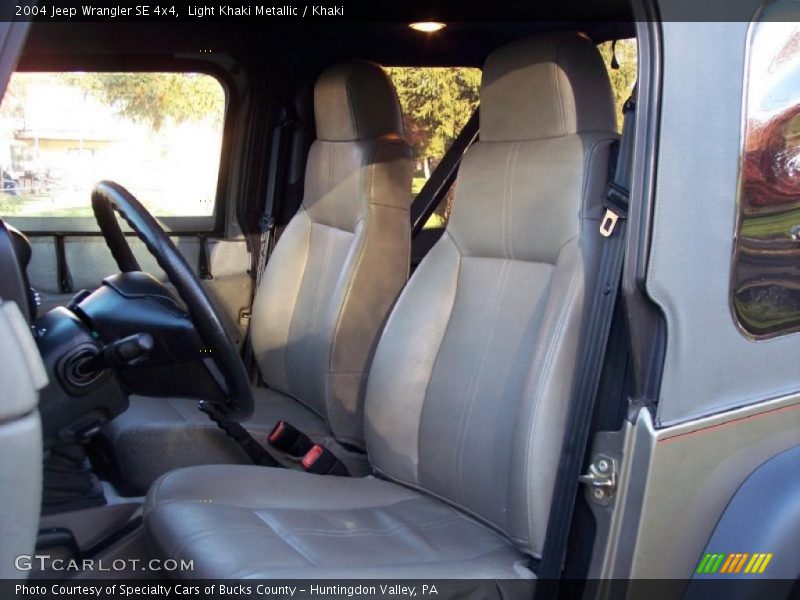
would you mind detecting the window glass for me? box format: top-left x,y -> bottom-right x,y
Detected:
0,72 -> 225,220
733,20 -> 800,337
384,67 -> 480,229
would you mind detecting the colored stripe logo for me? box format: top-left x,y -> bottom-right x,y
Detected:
696,552 -> 773,574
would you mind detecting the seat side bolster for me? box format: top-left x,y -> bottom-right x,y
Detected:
251,209 -> 313,394
365,234 -> 461,484
510,239 -> 585,556
326,139 -> 413,447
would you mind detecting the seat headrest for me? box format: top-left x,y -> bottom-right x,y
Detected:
314,60 -> 404,142
480,32 -> 615,142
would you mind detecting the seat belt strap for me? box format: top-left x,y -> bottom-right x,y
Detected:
254,97 -> 298,286
254,214 -> 276,288
537,89 -> 636,583
600,91 -> 636,239
241,96 -> 298,377
197,400 -> 281,468
197,233 -> 212,280
410,108 -> 479,236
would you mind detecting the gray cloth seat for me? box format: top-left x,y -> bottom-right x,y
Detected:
107,60 -> 412,491
144,31 -> 618,578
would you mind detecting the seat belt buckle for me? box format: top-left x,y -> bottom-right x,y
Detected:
267,419 -> 313,458
301,444 -> 349,476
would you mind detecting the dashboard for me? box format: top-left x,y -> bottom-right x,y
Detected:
0,217 -> 221,449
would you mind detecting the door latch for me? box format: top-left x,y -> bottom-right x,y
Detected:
579,454 -> 616,506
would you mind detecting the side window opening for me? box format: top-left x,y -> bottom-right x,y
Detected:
384,66 -> 480,229
0,72 -> 226,226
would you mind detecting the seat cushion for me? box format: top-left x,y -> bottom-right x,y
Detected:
106,387 -> 360,494
145,465 -> 531,579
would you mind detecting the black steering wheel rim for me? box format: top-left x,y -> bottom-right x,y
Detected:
91,180 -> 254,421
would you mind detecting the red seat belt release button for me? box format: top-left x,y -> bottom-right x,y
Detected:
267,419 -> 314,457
301,444 -> 348,476
268,420 -> 286,445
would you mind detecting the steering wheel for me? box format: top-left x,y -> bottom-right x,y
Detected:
90,180 -> 254,421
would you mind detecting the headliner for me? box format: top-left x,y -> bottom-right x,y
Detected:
20,11 -> 634,71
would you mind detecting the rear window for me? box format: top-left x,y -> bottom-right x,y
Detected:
384,67 -> 480,229
0,72 -> 225,225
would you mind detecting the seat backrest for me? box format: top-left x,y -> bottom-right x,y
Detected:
0,299 -> 47,578
365,32 -> 617,557
251,61 -> 412,448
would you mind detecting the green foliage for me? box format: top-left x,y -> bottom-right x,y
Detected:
66,72 -> 225,131
597,39 -> 638,131
385,67 -> 480,164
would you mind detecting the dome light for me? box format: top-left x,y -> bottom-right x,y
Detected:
409,22 -> 446,33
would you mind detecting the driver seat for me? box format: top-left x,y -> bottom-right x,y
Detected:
144,31 -> 617,578
106,60 -> 413,491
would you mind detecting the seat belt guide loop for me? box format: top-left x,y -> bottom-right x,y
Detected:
601,183 -> 629,238
599,209 -> 620,238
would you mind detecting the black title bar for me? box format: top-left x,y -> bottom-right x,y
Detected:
0,0 -> 791,23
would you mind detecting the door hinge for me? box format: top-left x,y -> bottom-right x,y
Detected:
579,454 -> 617,506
